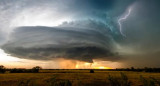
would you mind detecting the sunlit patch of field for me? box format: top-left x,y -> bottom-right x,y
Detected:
0,70 -> 160,86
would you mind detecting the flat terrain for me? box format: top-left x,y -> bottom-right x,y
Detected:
0,70 -> 160,86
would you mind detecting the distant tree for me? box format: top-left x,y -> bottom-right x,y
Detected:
32,66 -> 42,70
131,67 -> 135,71
32,66 -> 42,73
0,65 -> 6,73
0,65 -> 4,69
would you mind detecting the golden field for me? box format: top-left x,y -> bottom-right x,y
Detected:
0,70 -> 160,86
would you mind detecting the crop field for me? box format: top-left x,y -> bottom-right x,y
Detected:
0,70 -> 160,86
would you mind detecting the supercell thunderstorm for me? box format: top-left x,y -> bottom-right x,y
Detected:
0,0 -> 134,63
2,0 -> 160,68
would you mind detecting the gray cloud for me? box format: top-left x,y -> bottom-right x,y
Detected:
2,24 -> 120,62
120,0 -> 160,54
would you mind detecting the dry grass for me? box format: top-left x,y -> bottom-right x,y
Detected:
0,70 -> 160,86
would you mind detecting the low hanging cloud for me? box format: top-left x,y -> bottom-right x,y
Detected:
2,23 -> 120,63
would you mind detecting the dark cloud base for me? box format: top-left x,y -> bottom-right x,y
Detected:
2,46 -> 118,62
1,26 -> 120,62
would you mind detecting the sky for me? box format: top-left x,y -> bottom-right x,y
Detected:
0,0 -> 160,69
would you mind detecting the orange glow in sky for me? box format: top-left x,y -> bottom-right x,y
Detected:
93,66 -> 112,69
75,61 -> 116,69
0,49 -> 122,69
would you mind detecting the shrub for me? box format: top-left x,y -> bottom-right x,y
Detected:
140,75 -> 156,86
108,73 -> 131,86
120,72 -> 132,86
53,80 -> 72,86
18,79 -> 35,86
47,75 -> 72,86
108,74 -> 120,86
90,70 -> 94,73
32,66 -> 42,73
47,75 -> 57,86
150,77 -> 160,85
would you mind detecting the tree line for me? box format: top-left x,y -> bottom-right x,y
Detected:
115,67 -> 160,72
1,65 -> 160,73
0,65 -> 42,73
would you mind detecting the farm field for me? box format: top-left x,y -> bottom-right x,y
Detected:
0,70 -> 160,86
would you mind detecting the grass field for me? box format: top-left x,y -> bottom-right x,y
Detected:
0,70 -> 160,86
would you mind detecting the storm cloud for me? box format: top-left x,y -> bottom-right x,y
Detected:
2,25 -> 119,62
0,0 -> 136,62
2,0 -> 160,67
